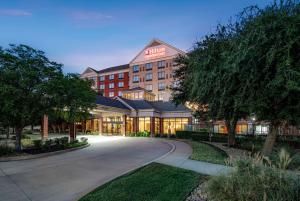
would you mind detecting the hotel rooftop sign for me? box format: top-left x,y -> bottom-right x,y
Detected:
144,46 -> 166,59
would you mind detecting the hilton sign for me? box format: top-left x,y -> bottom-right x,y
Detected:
144,47 -> 166,59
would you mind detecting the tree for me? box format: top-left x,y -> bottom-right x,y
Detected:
0,44 -> 63,151
236,0 -> 300,155
49,74 -> 96,141
172,25 -> 248,146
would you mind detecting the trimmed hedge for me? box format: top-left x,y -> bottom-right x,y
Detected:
176,130 -> 300,148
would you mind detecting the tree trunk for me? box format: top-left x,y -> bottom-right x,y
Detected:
69,122 -> 76,142
15,127 -> 23,152
225,119 -> 238,147
262,124 -> 277,156
6,126 -> 10,139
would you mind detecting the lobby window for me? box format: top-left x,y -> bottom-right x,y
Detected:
118,73 -> 124,79
158,82 -> 165,91
163,118 -> 188,135
99,76 -> 105,81
109,83 -> 114,89
139,117 -> 151,132
158,71 -> 165,80
158,93 -> 164,101
109,74 -> 114,80
118,81 -> 124,88
100,84 -> 105,90
155,118 -> 160,134
145,73 -> 152,81
145,84 -> 153,91
133,75 -> 139,83
118,91 -> 123,97
133,65 -> 139,73
109,92 -> 114,97
158,60 -> 165,68
145,63 -> 153,71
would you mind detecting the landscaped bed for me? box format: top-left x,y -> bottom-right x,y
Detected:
187,141 -> 228,165
0,136 -> 88,157
79,163 -> 206,201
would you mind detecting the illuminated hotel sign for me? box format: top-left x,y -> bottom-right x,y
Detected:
144,46 -> 166,59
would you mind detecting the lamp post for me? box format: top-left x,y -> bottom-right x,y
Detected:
251,114 -> 256,135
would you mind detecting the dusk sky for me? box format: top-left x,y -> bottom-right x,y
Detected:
0,0 -> 272,73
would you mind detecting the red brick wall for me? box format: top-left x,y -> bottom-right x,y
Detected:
99,72 -> 129,97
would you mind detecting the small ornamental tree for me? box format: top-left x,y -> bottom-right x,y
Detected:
236,1 -> 300,155
0,44 -> 63,151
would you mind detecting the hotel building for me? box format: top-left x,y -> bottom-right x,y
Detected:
79,39 -> 299,136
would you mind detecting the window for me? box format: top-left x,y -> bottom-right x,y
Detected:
145,73 -> 152,81
139,117 -> 151,132
145,63 -> 152,70
145,84 -> 153,91
109,92 -> 114,97
163,118 -> 189,135
118,73 -> 124,79
109,74 -> 114,80
100,76 -> 105,81
118,82 -> 124,88
109,83 -> 114,89
158,60 -> 165,68
118,91 -> 123,97
158,82 -> 165,90
158,71 -> 165,80
133,75 -> 139,83
133,65 -> 139,72
100,84 -> 105,89
158,93 -> 164,101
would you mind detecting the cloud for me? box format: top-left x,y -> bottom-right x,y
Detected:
56,48 -> 139,74
70,10 -> 113,28
0,9 -> 32,16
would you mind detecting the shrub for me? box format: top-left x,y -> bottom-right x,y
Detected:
11,134 -> 31,140
80,137 -> 88,143
0,144 -> 15,156
128,131 -> 151,137
205,159 -> 300,201
176,131 -> 193,139
59,137 -> 69,145
33,140 -> 43,149
21,139 -> 33,148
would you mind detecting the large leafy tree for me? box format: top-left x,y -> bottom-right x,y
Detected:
48,73 -> 96,141
172,25 -> 248,146
236,1 -> 300,155
0,44 -> 63,151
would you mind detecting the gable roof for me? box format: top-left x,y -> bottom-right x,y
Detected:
81,67 -> 99,75
95,95 -> 129,110
98,64 -> 129,74
129,38 -> 186,64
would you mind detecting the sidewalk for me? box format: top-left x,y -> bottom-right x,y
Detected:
157,140 -> 233,176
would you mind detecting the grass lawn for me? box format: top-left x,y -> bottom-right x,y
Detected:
188,141 -> 228,165
80,163 -> 206,201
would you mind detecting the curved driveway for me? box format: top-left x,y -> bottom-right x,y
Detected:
0,136 -> 173,201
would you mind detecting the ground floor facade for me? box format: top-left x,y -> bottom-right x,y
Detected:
77,116 -> 192,136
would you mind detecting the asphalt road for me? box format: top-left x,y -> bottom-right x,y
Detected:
0,136 -> 172,201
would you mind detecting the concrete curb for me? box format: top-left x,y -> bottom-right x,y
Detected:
0,144 -> 90,162
75,139 -> 176,201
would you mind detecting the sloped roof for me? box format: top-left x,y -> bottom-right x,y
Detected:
81,67 -> 99,74
148,101 -> 190,112
95,96 -> 129,110
98,64 -> 129,74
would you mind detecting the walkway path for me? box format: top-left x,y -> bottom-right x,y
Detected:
157,140 -> 233,176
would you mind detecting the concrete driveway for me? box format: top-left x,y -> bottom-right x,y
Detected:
0,136 -> 173,201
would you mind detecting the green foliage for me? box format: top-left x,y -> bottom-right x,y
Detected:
0,144 -> 15,156
33,140 -> 43,149
79,163 -> 203,201
205,158 -> 300,201
21,139 -> 33,148
128,131 -> 150,137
